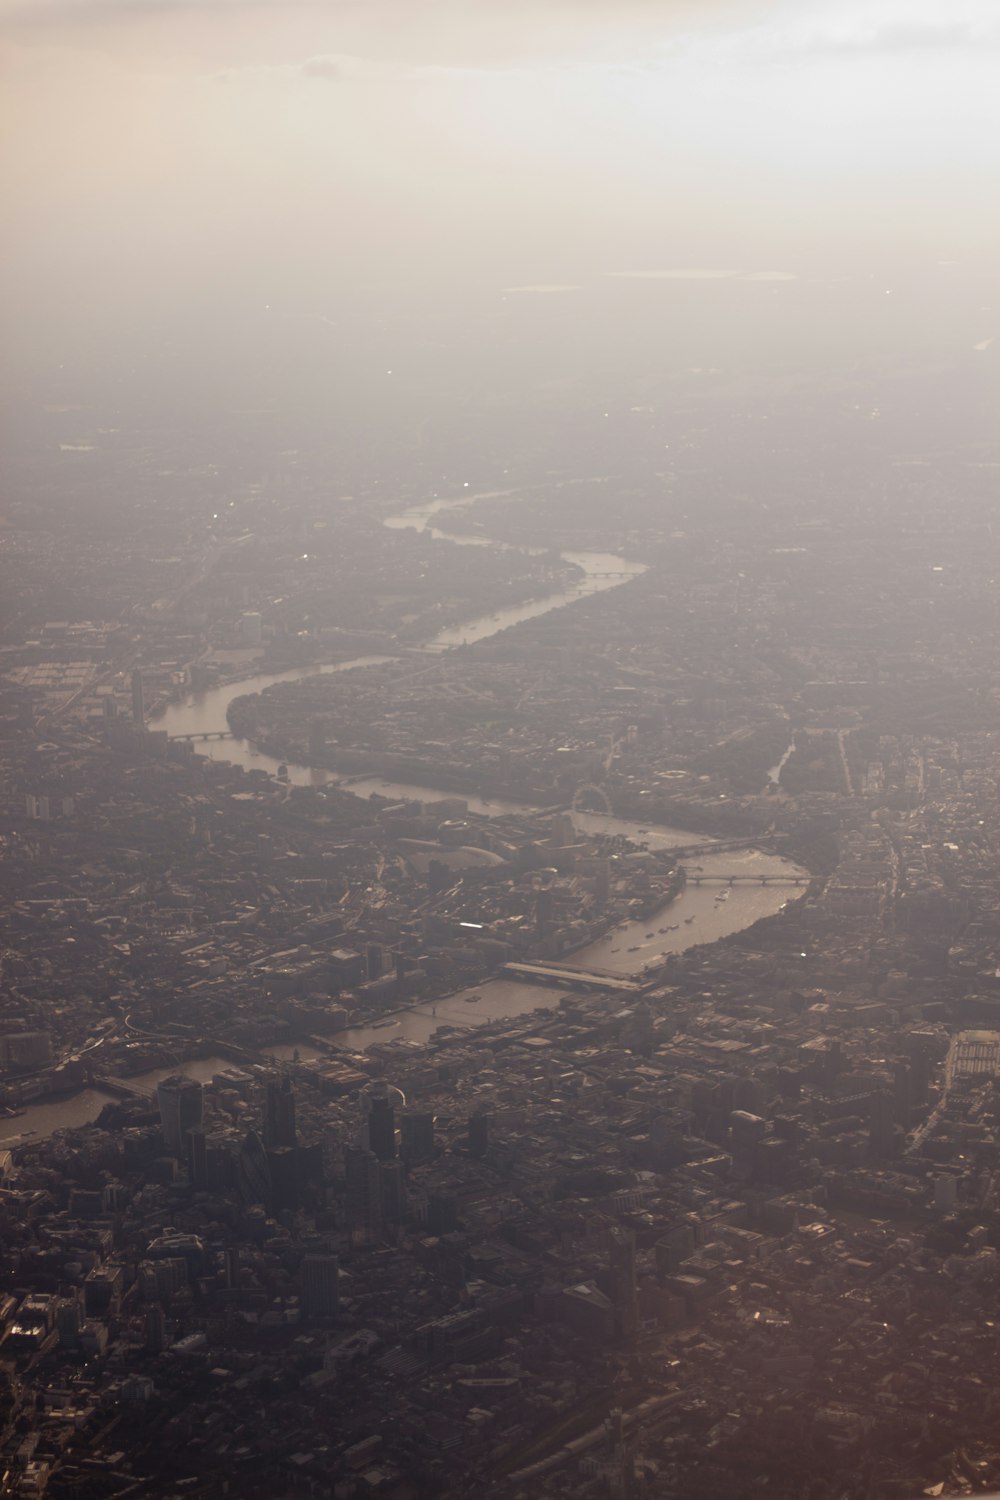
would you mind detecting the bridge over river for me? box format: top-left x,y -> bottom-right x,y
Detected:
686,872 -> 811,887
168,730 -> 234,742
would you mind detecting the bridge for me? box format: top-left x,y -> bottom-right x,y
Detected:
168,731 -> 234,742
687,873 -> 810,886
92,1073 -> 154,1101
501,961 -> 641,994
670,838 -> 766,857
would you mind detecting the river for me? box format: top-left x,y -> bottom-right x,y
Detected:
9,492 -> 803,1141
155,488 -> 806,959
0,1055 -> 245,1146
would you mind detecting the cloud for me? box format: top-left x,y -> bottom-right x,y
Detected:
772,15 -> 1000,61
0,0 -> 773,67
300,52 -> 347,80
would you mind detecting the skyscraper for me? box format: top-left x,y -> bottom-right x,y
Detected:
267,1146 -> 301,1214
301,1253 -> 339,1317
156,1075 -> 204,1157
360,1080 -> 404,1160
238,1130 -> 273,1211
379,1160 -> 406,1225
368,1096 -> 397,1162
345,1145 -> 382,1248
263,1075 -> 297,1150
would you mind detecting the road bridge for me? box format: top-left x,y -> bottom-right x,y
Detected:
686,873 -> 810,887
168,731 -> 234,742
579,570 -> 637,580
670,838 -> 766,857
92,1073 -> 154,1101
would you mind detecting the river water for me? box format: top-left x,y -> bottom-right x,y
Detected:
9,491 -> 804,1141
0,1055 -> 244,1146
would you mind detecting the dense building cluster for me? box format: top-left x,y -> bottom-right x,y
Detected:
4,373 -> 1000,1497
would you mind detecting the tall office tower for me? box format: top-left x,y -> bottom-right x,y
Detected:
607,1226 -> 639,1341
263,1075 -> 297,1150
238,1130 -> 273,1212
368,1097 -> 397,1162
400,1110 -> 436,1165
379,1160 -> 406,1225
301,1253 -> 340,1317
267,1146 -> 301,1214
361,1080 -> 403,1159
344,1145 -> 383,1248
131,668 -> 145,729
156,1075 -> 204,1156
427,1193 -> 459,1237
188,1129 -> 209,1189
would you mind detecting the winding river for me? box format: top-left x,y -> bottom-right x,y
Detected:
3,492 -> 806,1142
154,489 -> 807,969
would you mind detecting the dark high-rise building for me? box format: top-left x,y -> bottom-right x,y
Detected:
268,1146 -> 301,1214
301,1254 -> 340,1317
205,1136 -> 239,1197
368,1097 -> 397,1162
427,1193 -> 459,1237
400,1110 -> 435,1165
361,1080 -> 403,1159
188,1129 -> 208,1189
238,1130 -> 273,1211
156,1075 -> 204,1157
345,1145 -> 382,1248
131,668 -> 145,729
263,1075 -> 297,1150
608,1226 -> 639,1341
298,1141 -> 326,1204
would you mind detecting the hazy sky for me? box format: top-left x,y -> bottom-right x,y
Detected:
2,0 -> 999,412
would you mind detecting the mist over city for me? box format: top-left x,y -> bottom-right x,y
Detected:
2,1 -> 1000,1496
